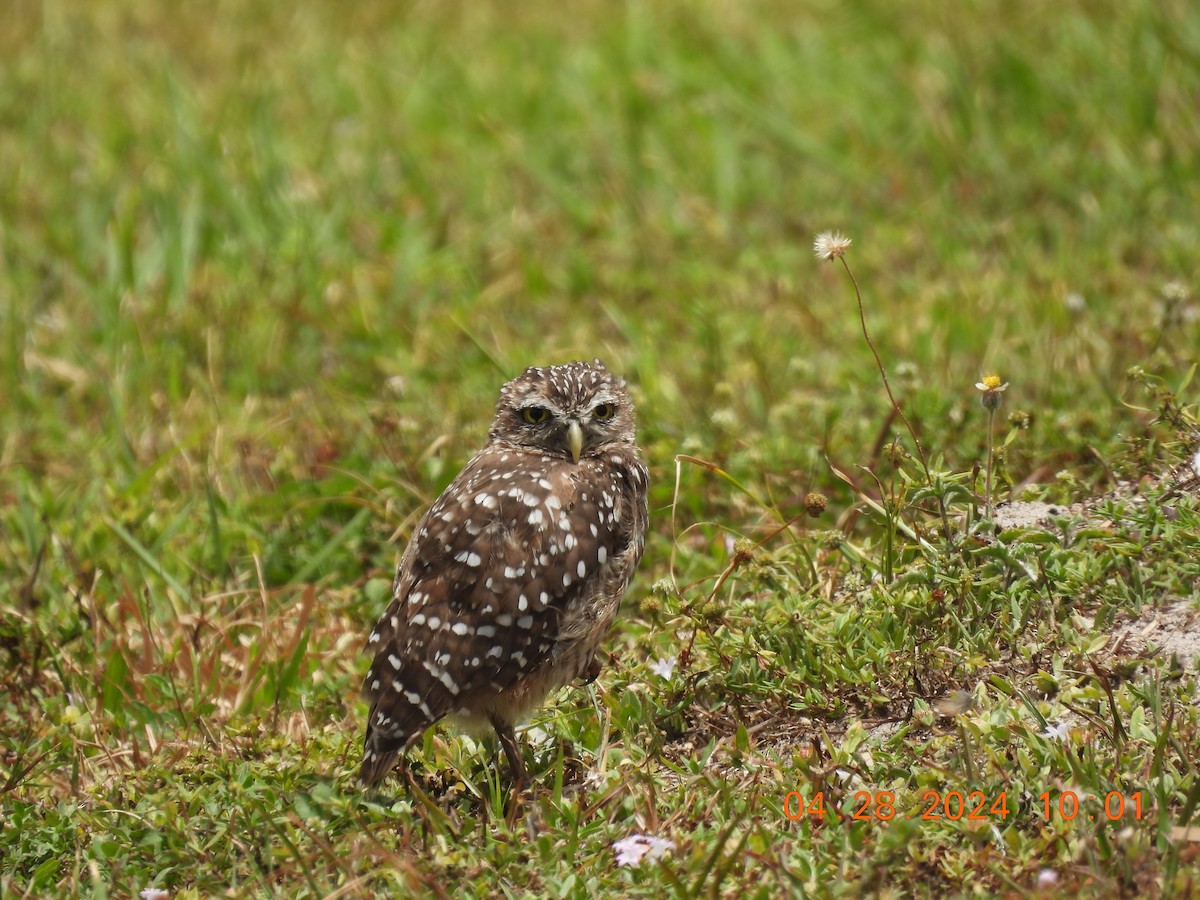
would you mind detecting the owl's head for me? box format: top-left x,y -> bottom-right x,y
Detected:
490,359 -> 637,461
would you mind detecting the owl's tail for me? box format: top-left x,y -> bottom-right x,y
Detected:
359,667 -> 444,789
358,724 -> 412,789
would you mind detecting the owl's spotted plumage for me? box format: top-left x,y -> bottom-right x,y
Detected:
360,360 -> 649,792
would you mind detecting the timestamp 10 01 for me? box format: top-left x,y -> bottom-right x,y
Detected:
1039,791 -> 1145,822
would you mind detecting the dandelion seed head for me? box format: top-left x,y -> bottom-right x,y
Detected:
1162,280 -> 1190,303
813,231 -> 852,261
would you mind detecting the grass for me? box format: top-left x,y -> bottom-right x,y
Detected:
2,0 -> 1200,895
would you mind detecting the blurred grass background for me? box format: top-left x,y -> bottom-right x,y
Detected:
2,0 -> 1200,895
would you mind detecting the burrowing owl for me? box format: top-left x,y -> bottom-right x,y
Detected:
359,359 -> 649,793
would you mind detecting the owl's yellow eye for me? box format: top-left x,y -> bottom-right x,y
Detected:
592,402 -> 616,421
522,406 -> 552,425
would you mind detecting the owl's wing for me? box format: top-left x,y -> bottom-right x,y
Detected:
360,446 -> 642,783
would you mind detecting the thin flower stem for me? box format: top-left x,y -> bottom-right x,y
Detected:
840,257 -> 932,485
985,407 -> 996,519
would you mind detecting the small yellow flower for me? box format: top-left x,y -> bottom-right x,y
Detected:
813,231 -> 852,261
975,374 -> 1008,393
976,374 -> 1008,411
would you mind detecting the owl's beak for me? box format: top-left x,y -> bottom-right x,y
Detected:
566,420 -> 583,463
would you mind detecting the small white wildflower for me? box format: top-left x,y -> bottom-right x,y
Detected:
649,657 -> 677,680
1036,869 -> 1059,888
613,835 -> 648,866
1193,446 -> 1200,478
140,890 -> 170,900
641,835 -> 675,861
613,834 -> 675,867
1064,292 -> 1086,312
1040,721 -> 1070,742
813,231 -> 852,261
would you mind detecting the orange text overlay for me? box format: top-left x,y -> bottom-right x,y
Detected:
782,791 -> 1146,823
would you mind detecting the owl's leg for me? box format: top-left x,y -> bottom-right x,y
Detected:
488,714 -> 528,805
